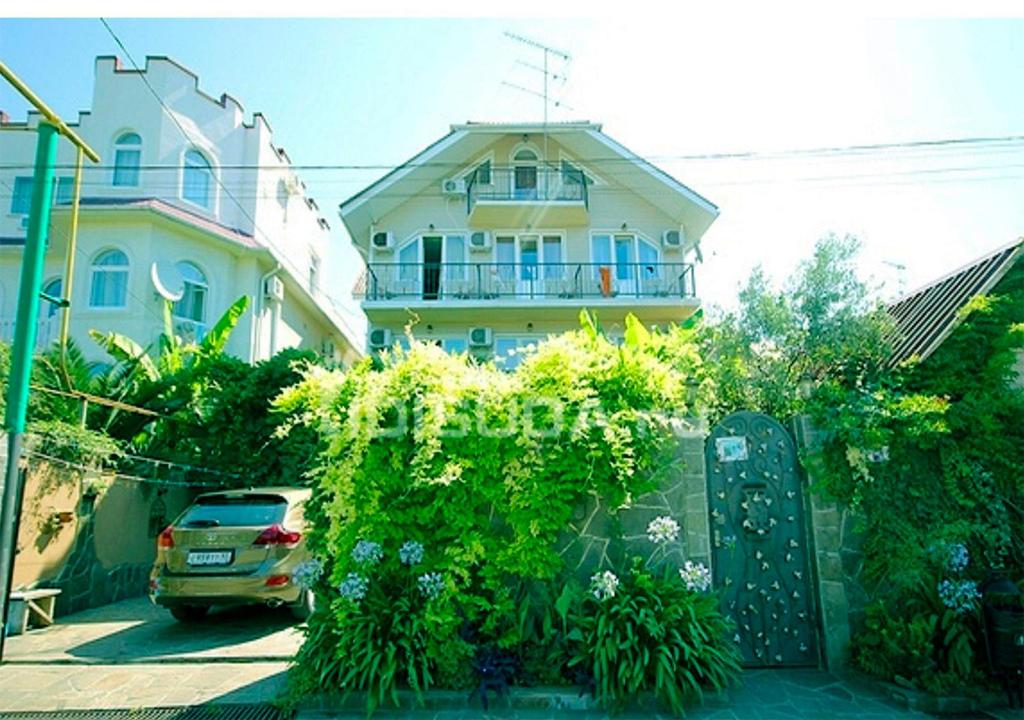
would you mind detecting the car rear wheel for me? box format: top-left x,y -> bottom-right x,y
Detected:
289,589 -> 315,621
170,604 -> 210,623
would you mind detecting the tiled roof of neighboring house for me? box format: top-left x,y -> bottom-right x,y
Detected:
65,197 -> 260,249
886,239 -> 1023,365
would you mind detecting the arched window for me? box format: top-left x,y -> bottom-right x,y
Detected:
89,249 -> 129,308
512,148 -> 539,199
172,261 -> 207,326
182,150 -> 213,209
42,277 -> 63,318
113,132 -> 141,187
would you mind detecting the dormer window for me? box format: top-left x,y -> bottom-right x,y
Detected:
513,149 -> 538,199
113,132 -> 141,187
183,149 -> 213,209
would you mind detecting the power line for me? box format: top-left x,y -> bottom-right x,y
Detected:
23,449 -> 228,487
3,133 -> 1024,172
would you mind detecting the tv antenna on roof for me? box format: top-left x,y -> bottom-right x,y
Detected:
504,31 -> 572,163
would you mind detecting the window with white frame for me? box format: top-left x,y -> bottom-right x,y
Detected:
89,249 -> 129,308
590,233 -> 660,282
171,261 -> 207,328
492,233 -> 564,286
182,149 -> 213,208
10,177 -> 33,214
494,336 -> 539,370
444,234 -> 467,284
112,132 -> 142,187
397,238 -> 419,285
512,148 -> 539,199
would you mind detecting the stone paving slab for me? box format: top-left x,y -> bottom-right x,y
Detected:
3,596 -> 302,664
0,661 -> 289,712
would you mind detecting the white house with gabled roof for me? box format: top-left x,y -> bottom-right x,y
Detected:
340,121 -> 718,364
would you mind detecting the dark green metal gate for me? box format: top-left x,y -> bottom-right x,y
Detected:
705,411 -> 818,667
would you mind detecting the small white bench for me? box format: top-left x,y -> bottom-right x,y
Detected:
6,589 -> 61,636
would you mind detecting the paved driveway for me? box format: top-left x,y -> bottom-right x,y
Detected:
0,596 -> 301,712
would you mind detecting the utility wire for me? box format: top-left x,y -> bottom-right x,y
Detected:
23,449 -> 227,488
3,134 -> 1024,172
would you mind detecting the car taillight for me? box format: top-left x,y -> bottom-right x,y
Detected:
266,574 -> 290,587
158,525 -> 175,549
253,524 -> 301,546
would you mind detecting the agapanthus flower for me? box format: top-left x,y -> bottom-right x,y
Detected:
291,558 -> 324,591
646,516 -> 680,545
679,560 -> 713,593
946,543 -> 970,574
399,540 -> 425,566
338,573 -> 369,602
938,578 -> 980,615
590,571 -> 620,601
417,572 -> 445,600
351,540 -> 383,566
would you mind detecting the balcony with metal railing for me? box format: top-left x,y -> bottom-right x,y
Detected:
358,261 -> 695,304
466,166 -> 589,226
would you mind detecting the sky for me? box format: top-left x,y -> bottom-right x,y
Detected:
1,17 -> 1022,330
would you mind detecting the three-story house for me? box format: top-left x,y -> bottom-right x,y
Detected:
340,122 -> 717,366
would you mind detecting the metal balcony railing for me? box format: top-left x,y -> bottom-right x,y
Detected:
0,315 -> 60,350
466,165 -> 589,213
358,262 -> 696,302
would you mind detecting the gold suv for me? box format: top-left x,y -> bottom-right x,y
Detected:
149,487 -> 314,622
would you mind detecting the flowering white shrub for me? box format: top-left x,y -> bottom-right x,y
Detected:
946,543 -> 969,573
938,578 -> 980,615
291,558 -> 324,591
351,540 -> 383,566
590,570 -> 620,601
399,540 -> 425,566
338,573 -> 369,602
679,560 -> 713,593
417,572 -> 445,599
646,516 -> 680,545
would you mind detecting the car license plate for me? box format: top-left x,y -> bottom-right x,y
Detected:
187,550 -> 233,566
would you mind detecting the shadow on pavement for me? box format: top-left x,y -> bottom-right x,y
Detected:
208,667 -> 291,707
66,603 -> 298,662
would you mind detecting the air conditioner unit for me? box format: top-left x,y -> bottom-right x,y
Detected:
321,339 -> 336,358
442,178 -> 467,195
469,231 -> 491,251
368,327 -> 392,350
662,229 -> 683,248
468,327 -> 493,348
263,276 -> 285,302
371,230 -> 394,252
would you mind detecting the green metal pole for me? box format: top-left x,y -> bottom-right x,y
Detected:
0,121 -> 59,658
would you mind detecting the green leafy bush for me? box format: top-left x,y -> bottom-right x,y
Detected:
567,560 -> 740,714
279,313 -> 734,710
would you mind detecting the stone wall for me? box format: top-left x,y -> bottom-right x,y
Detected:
557,428 -> 711,583
791,415 -> 869,670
